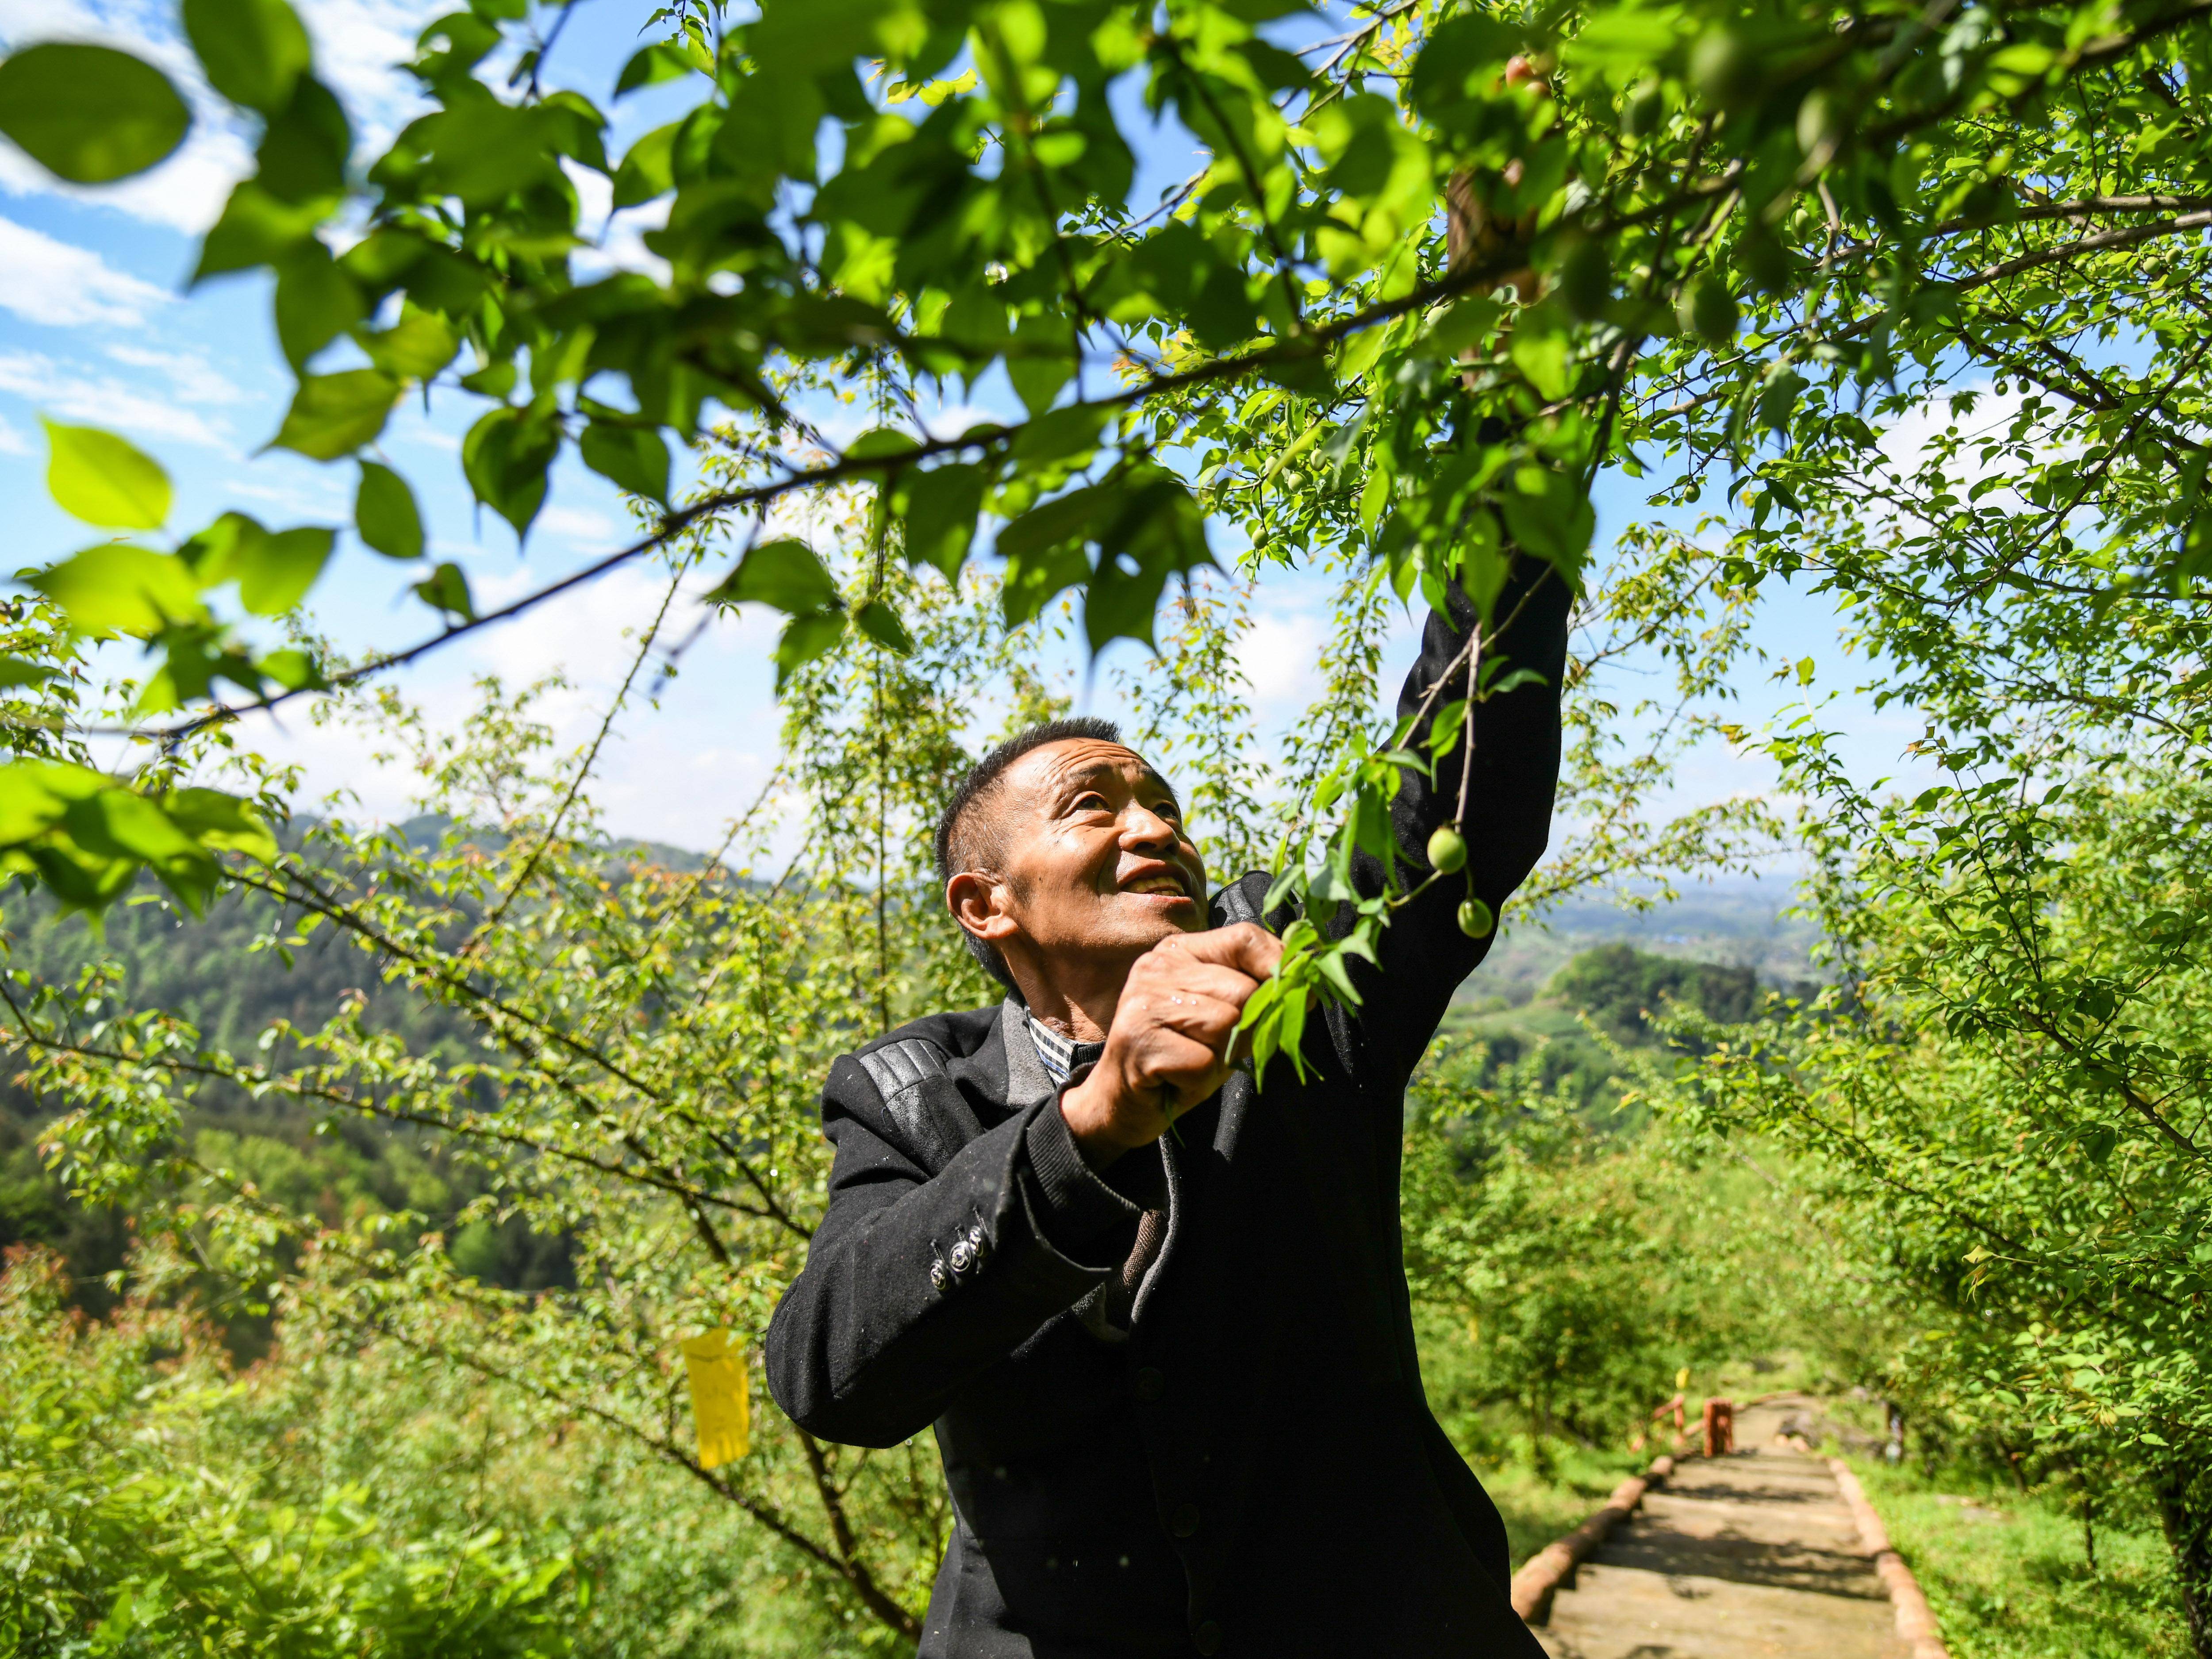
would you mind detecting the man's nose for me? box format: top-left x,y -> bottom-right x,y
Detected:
1121,803 -> 1179,850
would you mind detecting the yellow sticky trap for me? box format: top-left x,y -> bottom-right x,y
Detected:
681,1329 -> 750,1469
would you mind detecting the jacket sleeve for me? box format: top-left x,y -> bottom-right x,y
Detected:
1325,553 -> 1572,1094
764,1057 -> 1147,1448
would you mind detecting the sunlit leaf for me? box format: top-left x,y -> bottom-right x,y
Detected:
44,422 -> 170,530
357,462 -> 424,561
272,371 -> 401,461
32,545 -> 205,637
183,0 -> 312,115
579,422 -> 671,507
0,44 -> 190,183
706,540 -> 840,615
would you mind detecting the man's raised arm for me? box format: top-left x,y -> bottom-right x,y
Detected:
1330,553 -> 1573,1091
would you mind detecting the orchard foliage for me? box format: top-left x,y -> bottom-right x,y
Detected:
1670,764 -> 2212,1647
2,0 -> 2209,1042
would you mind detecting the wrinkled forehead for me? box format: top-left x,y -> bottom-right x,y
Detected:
1004,738 -> 1174,807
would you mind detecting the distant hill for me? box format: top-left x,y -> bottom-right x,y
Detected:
394,813 -> 724,874
1457,873 -> 1820,1009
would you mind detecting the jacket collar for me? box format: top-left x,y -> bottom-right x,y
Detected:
937,997 -> 1057,1122
998,997 -> 1060,1109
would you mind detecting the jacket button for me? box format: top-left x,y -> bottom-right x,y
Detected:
949,1238 -> 975,1275
1134,1367 -> 1165,1401
1194,1620 -> 1223,1654
1170,1504 -> 1200,1538
928,1260 -> 948,1291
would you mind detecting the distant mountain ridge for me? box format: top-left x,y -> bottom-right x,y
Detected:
1463,873 -> 1820,1007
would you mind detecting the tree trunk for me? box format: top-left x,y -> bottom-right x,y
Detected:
2157,1463 -> 2212,1659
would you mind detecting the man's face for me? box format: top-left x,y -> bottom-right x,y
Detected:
980,738 -> 1208,966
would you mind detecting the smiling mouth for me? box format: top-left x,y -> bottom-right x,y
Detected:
1123,874 -> 1190,899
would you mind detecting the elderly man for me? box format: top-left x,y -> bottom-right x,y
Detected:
767,560 -> 1571,1658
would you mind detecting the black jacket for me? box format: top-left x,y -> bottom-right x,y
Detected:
766,567 -> 1571,1659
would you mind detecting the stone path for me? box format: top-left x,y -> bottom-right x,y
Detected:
1536,1394 -> 1909,1659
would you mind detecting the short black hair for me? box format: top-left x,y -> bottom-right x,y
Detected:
935,716 -> 1125,989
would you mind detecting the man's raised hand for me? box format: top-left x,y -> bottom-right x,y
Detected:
1058,923 -> 1284,1168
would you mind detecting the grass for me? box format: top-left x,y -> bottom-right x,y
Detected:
1852,1459 -> 2189,1659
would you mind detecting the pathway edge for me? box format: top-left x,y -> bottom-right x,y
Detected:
1827,1456 -> 1952,1659
1509,1453 -> 1678,1626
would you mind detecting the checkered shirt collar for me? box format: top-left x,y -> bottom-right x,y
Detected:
1026,1013 -> 1104,1086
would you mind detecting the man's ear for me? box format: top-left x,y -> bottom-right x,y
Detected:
946,870 -> 1019,949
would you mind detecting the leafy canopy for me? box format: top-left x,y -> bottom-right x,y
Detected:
1,0 -> 2208,1052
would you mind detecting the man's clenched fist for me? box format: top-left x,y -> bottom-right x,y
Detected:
1058,923 -> 1284,1168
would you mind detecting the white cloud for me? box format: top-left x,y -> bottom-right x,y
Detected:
0,132 -> 259,236
0,217 -> 169,327
105,342 -> 246,404
0,349 -> 227,445
0,415 -> 28,455
536,503 -> 625,545
227,476 -> 349,517
1235,606 -> 1327,709
296,0 -> 442,143
467,560 -> 691,689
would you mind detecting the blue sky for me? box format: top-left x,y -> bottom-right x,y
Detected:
0,0 -> 1921,868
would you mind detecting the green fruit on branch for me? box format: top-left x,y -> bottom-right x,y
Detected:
1621,81 -> 1665,139
1690,29 -> 1758,111
1556,238 -> 1611,322
1678,275 -> 1739,345
1457,897 -> 1495,939
1428,825 -> 1468,873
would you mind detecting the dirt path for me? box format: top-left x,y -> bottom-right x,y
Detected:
1536,1394 -> 1909,1659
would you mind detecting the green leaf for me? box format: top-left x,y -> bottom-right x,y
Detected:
0,759 -> 101,843
853,597 -> 913,653
773,610 -> 848,688
706,540 -> 840,614
1012,405 -> 1108,467
0,44 -> 190,183
194,180 -> 329,282
611,121 -> 677,208
615,42 -> 703,96
274,246 -> 365,371
414,561 -> 476,619
234,526 -> 334,614
998,484 -> 1107,564
579,422 -> 671,506
901,462 -> 987,578
847,426 -> 922,460
176,511 -> 336,614
356,462 -> 424,560
1422,297 -> 1498,360
272,370 -> 400,461
258,76 -> 350,204
162,786 -> 278,859
182,0 -> 312,114
1509,327 -> 1572,401
461,406 -> 560,539
74,787 -> 202,865
44,422 -> 171,529
32,545 -> 206,637
0,656 -> 58,690
360,305 -> 460,380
